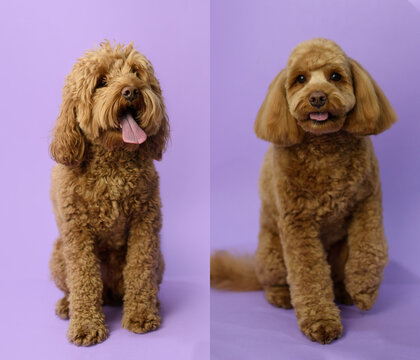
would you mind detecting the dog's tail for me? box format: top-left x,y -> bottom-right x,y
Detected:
210,251 -> 262,291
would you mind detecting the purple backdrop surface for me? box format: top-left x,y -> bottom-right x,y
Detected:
0,0 -> 209,358
210,0 -> 420,358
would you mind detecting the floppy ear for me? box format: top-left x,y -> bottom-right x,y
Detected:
254,69 -> 303,146
144,114 -> 170,161
140,85 -> 170,161
344,59 -> 397,135
49,87 -> 86,166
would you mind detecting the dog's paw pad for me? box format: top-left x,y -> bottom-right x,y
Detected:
67,321 -> 109,346
303,319 -> 343,344
265,286 -> 292,309
122,312 -> 161,334
55,297 -> 70,320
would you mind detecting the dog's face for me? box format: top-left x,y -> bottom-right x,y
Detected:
50,41 -> 169,166
285,41 -> 355,135
255,38 -> 397,146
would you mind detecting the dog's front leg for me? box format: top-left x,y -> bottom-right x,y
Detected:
344,191 -> 388,310
122,212 -> 162,334
62,224 -> 108,346
280,217 -> 342,344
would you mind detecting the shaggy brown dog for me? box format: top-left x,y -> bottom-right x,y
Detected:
211,38 -> 396,344
49,41 -> 169,346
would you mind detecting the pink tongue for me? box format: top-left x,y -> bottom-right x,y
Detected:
309,112 -> 329,121
120,113 -> 147,144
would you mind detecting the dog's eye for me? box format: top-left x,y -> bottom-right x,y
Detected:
96,76 -> 107,89
130,67 -> 140,77
330,72 -> 342,82
296,75 -> 306,84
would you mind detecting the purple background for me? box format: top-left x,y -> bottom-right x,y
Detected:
211,0 -> 420,359
1,0 -> 420,358
0,0 -> 209,359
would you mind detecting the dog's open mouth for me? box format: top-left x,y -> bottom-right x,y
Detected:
308,112 -> 334,124
118,110 -> 147,144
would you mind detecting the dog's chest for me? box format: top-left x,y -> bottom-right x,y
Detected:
69,162 -> 156,233
274,138 -> 374,222
87,175 -> 138,230
303,160 -> 369,218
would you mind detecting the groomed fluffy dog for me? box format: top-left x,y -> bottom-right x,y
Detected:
211,38 -> 396,344
49,41 -> 169,346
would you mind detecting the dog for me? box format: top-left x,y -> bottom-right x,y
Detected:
211,38 -> 396,344
49,41 -> 169,346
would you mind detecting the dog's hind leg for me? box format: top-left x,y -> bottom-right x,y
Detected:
255,205 -> 292,309
50,238 -> 68,292
55,295 -> 70,320
157,249 -> 165,285
49,238 -> 70,319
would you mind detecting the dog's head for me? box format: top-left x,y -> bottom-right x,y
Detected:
255,38 -> 397,146
50,40 -> 169,166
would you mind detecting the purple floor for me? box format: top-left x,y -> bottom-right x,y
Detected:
0,277 -> 209,359
211,261 -> 420,360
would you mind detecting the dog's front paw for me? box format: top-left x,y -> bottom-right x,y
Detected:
351,287 -> 379,310
122,308 -> 161,334
301,317 -> 343,344
265,285 -> 292,309
67,318 -> 109,346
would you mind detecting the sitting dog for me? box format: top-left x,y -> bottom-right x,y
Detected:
49,41 -> 169,346
211,38 -> 396,344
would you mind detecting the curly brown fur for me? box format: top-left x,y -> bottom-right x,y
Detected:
210,38 -> 396,344
49,41 -> 169,346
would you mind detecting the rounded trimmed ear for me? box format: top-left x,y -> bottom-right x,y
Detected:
49,89 -> 86,166
254,69 -> 303,146
344,59 -> 397,135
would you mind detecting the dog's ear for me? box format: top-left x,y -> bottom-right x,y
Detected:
49,87 -> 86,166
254,69 -> 303,146
140,84 -> 170,161
344,59 -> 397,135
145,114 -> 170,161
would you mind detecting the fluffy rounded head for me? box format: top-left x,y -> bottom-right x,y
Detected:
255,38 -> 397,146
50,40 -> 169,166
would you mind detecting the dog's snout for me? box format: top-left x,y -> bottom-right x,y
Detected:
122,86 -> 139,102
309,91 -> 327,108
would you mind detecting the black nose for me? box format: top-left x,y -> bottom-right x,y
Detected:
122,86 -> 139,101
309,91 -> 327,108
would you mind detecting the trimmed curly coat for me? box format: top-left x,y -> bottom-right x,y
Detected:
49,41 -> 169,346
211,38 -> 397,344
